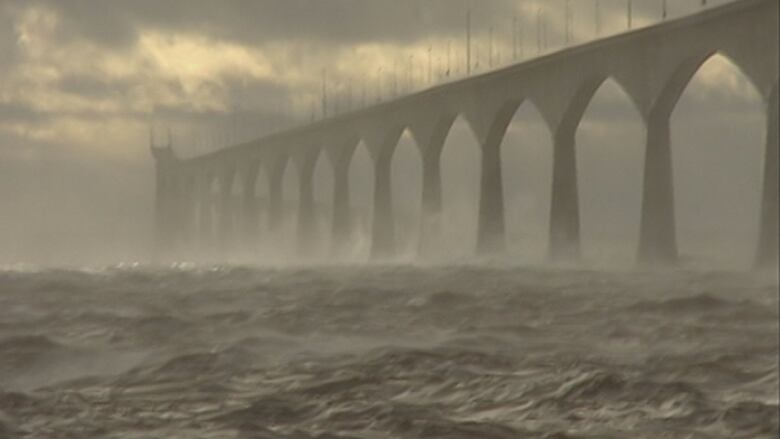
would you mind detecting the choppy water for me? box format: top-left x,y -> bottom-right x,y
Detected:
0,265 -> 777,438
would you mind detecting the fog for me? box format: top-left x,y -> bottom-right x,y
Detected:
0,0 -> 768,268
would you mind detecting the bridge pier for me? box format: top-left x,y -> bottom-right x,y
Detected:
419,147 -> 443,255
151,144 -> 182,261
549,124 -> 581,262
198,173 -> 214,254
756,84 -> 778,269
217,166 -> 236,254
295,154 -> 318,257
180,177 -> 198,254
240,163 -> 260,254
330,158 -> 352,257
477,138 -> 506,256
267,161 -> 285,236
371,153 -> 395,260
638,110 -> 678,266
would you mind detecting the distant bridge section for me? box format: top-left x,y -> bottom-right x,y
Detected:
152,0 -> 778,267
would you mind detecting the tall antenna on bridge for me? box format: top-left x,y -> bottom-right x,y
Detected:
662,0 -> 668,20
627,0 -> 633,29
466,9 -> 472,76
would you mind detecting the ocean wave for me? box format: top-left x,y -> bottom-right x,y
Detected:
0,266 -> 775,438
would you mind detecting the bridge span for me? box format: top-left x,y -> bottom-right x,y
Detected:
152,0 -> 778,267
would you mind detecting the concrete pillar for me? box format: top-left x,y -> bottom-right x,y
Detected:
371,153 -> 395,259
295,155 -> 318,257
217,165 -> 236,252
419,148 -> 443,255
179,177 -> 198,253
549,124 -> 581,261
267,161 -> 286,234
756,85 -> 778,269
153,167 -> 173,254
198,173 -> 214,253
638,110 -> 678,266
240,163 -> 260,253
477,138 -> 506,255
331,158 -> 351,256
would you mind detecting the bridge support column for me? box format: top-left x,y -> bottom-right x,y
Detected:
179,178 -> 198,254
549,125 -> 581,262
477,139 -> 506,256
371,153 -> 395,259
296,156 -> 318,257
267,162 -> 285,235
638,110 -> 678,266
419,147 -> 443,256
198,174 -> 214,255
240,164 -> 260,254
756,85 -> 778,269
153,169 -> 172,255
217,166 -> 236,254
331,158 -> 352,257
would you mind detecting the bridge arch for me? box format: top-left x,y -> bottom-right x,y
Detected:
279,156 -> 299,257
347,140 -> 374,260
311,149 -> 333,258
651,50 -> 763,121
501,98 -> 553,261
576,77 -> 646,264
440,114 -> 482,259
670,53 -> 766,267
252,165 -> 269,251
391,128 -> 423,259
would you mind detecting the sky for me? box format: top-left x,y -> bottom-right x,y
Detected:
0,0 -> 769,266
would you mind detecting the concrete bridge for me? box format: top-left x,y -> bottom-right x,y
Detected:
152,0 -> 778,267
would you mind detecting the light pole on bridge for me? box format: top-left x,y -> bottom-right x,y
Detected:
466,9 -> 472,76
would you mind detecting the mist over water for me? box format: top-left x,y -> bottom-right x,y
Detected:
0,265 -> 777,438
0,0 -> 777,437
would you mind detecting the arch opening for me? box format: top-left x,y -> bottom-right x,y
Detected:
312,151 -> 334,258
670,53 -> 765,267
391,128 -> 423,260
280,159 -> 299,257
347,141 -> 374,260
440,114 -> 481,260
251,166 -> 269,259
576,77 -> 645,265
501,98 -> 553,262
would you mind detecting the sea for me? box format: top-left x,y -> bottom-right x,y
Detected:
0,264 -> 777,438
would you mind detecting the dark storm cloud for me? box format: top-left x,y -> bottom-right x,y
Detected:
28,0 -> 514,49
